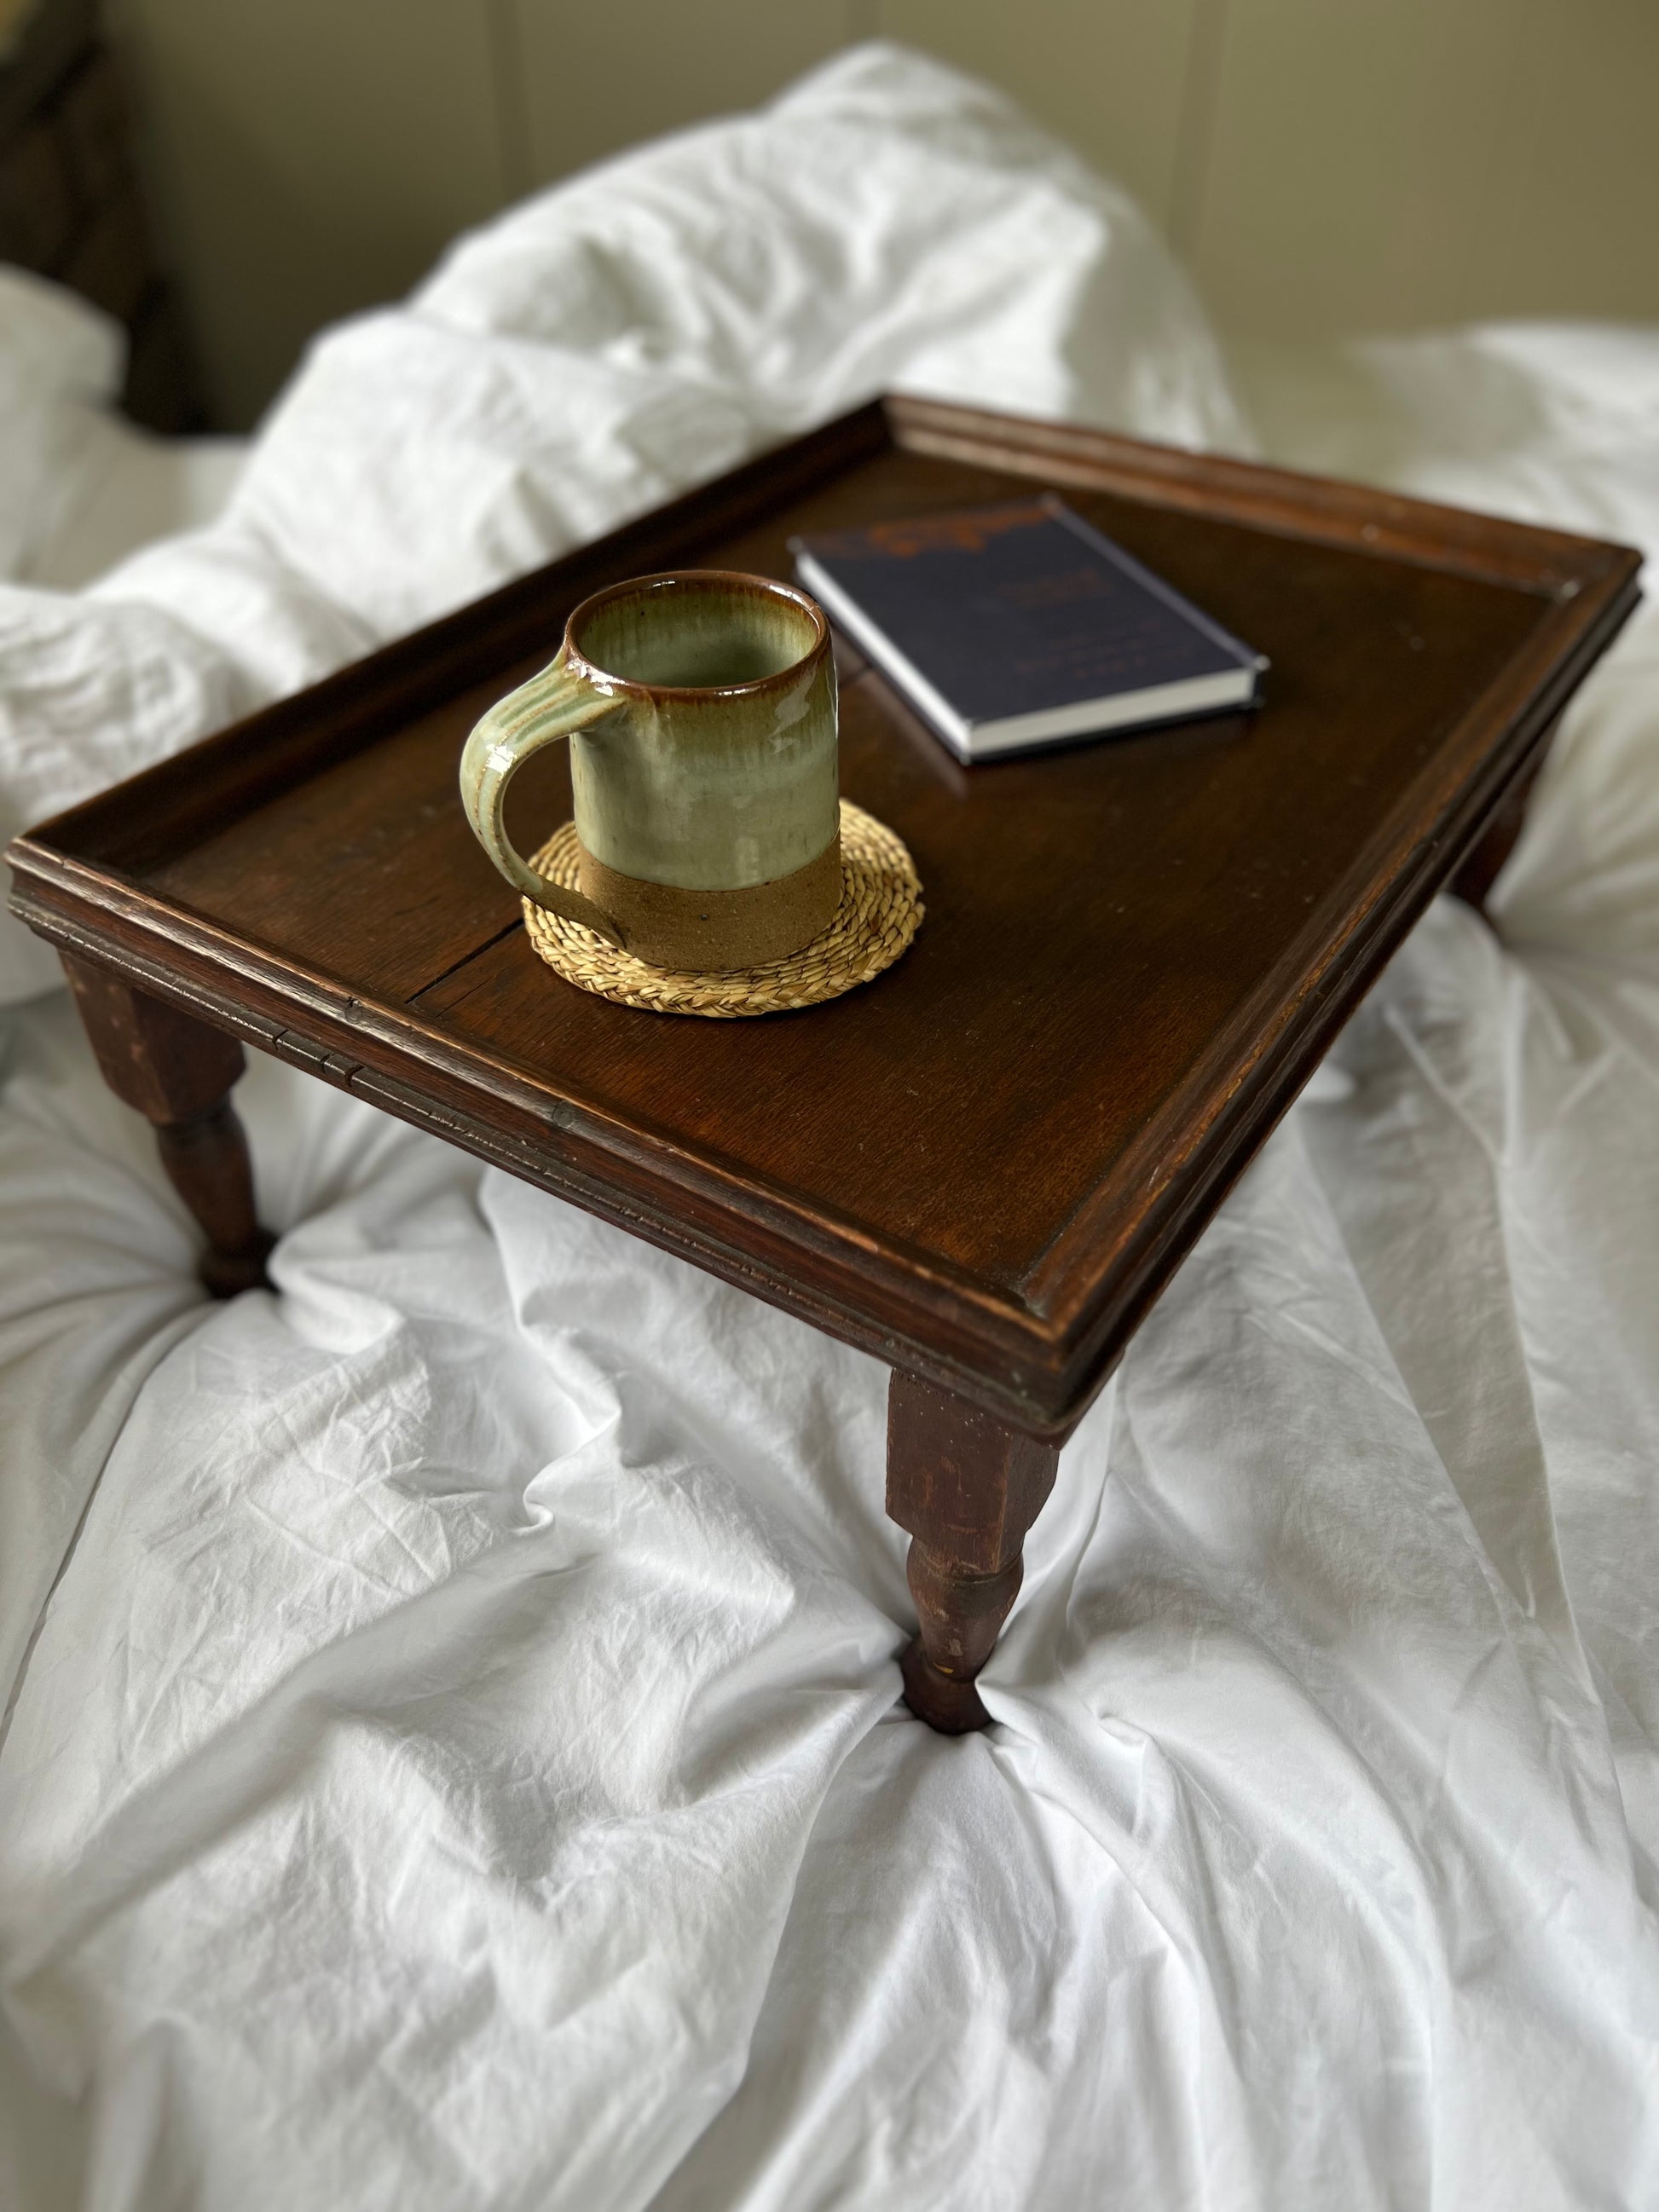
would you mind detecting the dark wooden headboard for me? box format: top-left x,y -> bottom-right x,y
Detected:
0,0 -> 204,430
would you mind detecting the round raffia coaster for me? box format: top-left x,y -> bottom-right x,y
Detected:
523,800 -> 922,1018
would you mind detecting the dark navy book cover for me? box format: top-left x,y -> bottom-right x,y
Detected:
791,496 -> 1264,752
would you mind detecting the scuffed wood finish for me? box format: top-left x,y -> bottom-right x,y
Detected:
9,398 -> 1640,1417
12,399 -> 1637,1434
62,956 -> 273,1296
5,400 -> 1642,1719
887,1372 -> 1063,1732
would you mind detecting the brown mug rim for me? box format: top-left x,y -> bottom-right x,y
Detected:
562,569 -> 830,703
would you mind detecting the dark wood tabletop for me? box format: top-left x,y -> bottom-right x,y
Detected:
7,399 -> 1639,1724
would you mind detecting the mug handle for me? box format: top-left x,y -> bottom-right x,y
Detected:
459,648 -> 627,945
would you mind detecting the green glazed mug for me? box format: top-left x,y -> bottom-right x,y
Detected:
460,570 -> 841,971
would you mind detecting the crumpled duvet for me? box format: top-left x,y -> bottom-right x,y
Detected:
3,43 -> 1659,2212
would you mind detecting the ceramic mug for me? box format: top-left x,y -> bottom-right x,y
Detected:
460,571 -> 841,971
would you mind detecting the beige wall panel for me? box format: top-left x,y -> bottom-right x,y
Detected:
102,0 -> 1659,427
111,0 -> 512,427
512,0 -> 855,190
1465,0 -> 1659,323
877,0 -> 1201,234
1189,0 -> 1659,339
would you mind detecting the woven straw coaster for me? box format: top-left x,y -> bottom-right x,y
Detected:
523,800 -> 922,1019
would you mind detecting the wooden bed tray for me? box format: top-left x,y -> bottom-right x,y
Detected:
6,396 -> 1640,1728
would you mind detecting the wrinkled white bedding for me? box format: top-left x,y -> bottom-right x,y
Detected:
3,43 -> 1659,2212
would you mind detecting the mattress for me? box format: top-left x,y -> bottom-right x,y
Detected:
2,43 -> 1657,2212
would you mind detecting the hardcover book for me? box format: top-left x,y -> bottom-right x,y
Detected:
791,495 -> 1267,761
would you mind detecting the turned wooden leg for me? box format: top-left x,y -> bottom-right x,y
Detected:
63,956 -> 275,1297
887,1372 -> 1065,1734
1452,714 -> 1558,915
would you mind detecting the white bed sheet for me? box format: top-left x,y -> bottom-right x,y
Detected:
3,44 -> 1659,2212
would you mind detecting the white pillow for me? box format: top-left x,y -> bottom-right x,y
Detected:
0,264 -> 125,579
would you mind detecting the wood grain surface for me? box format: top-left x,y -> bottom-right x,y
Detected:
8,399 -> 1640,1435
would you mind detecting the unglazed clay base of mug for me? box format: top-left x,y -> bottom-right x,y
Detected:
577,833 -> 842,970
